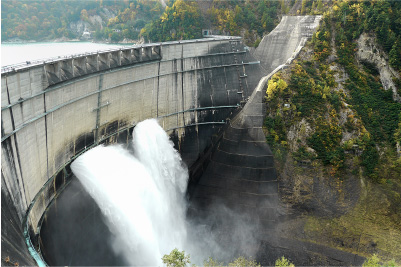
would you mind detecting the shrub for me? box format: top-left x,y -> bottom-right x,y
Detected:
275,256 -> 295,267
162,248 -> 191,267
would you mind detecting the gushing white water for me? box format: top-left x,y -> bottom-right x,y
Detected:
71,119 -> 188,265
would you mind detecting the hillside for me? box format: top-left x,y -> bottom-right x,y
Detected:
1,0 -> 164,42
263,1 -> 401,263
1,0 -> 329,46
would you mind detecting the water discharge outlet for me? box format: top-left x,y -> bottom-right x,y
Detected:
71,119 -> 188,266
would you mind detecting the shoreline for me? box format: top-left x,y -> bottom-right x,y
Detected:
2,38 -> 138,45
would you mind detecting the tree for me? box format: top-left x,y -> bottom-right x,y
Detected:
301,0 -> 307,15
275,256 -> 295,267
280,0 -> 286,14
204,257 -> 224,267
162,248 -> 191,267
266,74 -> 288,100
317,0 -> 323,12
228,256 -> 261,267
163,250 -> 262,267
80,9 -> 89,21
389,40 -> 401,71
141,0 -> 203,42
362,254 -> 380,267
110,31 -> 122,42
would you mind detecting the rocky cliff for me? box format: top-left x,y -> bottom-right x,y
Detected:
69,8 -> 115,39
262,14 -> 401,264
357,33 -> 401,103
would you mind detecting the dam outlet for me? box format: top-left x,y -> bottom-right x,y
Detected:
41,119 -> 189,266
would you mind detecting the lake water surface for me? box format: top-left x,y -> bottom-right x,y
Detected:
1,42 -> 134,66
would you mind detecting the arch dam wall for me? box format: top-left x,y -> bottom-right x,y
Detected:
1,37 -> 264,265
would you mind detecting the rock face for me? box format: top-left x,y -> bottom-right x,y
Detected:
69,8 -> 116,38
357,33 -> 401,102
69,20 -> 91,36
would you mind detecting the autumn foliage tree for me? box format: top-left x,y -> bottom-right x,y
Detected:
140,0 -> 203,42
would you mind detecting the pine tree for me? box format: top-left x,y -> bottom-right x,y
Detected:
389,40 -> 401,71
317,0 -> 323,12
301,0 -> 307,15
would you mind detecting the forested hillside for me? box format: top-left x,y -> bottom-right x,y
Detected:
139,0 -> 286,45
1,0 -> 164,42
2,0 -> 325,46
264,0 -> 401,263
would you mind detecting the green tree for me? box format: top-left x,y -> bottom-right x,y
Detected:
228,256 -> 261,267
317,0 -> 323,12
162,248 -> 191,267
275,256 -> 295,267
363,254 -> 380,267
141,0 -> 203,42
110,31 -> 122,42
266,74 -> 288,100
80,9 -> 89,21
389,40 -> 401,71
203,257 -> 224,267
281,0 -> 286,14
301,0 -> 307,15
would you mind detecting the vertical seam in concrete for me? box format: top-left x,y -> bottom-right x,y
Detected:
43,93 -> 49,182
242,63 -> 249,96
157,61 -> 160,117
223,66 -> 229,104
5,76 -> 29,210
94,74 -> 103,144
181,45 -> 185,127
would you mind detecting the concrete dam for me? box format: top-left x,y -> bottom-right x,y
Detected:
1,16 -> 363,266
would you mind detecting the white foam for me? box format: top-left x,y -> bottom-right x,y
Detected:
71,119 -> 188,265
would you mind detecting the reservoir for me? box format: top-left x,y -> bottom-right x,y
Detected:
1,42 -> 134,66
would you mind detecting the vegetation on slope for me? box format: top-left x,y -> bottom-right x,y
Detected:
1,0 -> 305,46
161,248 -> 266,267
1,0 -> 164,42
139,0 -> 203,42
263,0 -> 401,263
141,0 -> 285,46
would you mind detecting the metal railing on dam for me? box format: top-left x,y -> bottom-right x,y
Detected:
1,35 -> 264,265
1,36 -> 242,74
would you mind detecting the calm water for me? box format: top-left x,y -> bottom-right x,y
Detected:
1,42 -> 134,66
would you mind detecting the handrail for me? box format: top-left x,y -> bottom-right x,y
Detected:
1,36 -> 242,74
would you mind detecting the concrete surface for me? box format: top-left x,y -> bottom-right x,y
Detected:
1,36 -> 263,265
253,15 -> 321,73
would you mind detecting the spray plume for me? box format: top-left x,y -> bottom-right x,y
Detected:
71,119 -> 260,265
71,119 -> 188,265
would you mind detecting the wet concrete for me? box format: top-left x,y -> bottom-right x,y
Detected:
39,178 -> 127,266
